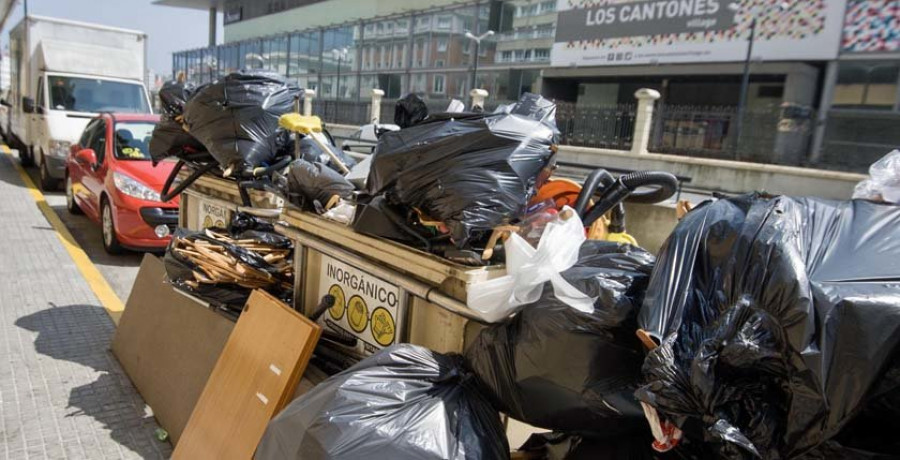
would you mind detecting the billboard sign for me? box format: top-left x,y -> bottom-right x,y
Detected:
552,0 -> 848,67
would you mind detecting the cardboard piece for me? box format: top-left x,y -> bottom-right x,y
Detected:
112,254 -> 236,445
172,289 -> 321,460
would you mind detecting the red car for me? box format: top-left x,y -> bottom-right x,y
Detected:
65,113 -> 180,253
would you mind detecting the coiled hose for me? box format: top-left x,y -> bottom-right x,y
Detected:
582,171 -> 679,227
574,169 -> 627,233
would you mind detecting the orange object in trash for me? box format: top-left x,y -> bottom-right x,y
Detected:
530,178 -> 583,209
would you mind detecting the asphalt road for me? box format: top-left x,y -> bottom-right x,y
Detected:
19,153 -> 144,304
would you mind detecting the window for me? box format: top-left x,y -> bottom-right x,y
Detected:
90,120 -> 107,165
437,39 -> 448,52
433,75 -> 445,93
833,61 -> 900,110
416,17 -> 430,30
517,4 -> 538,17
534,48 -> 550,61
437,15 -> 452,29
500,50 -> 512,62
536,24 -> 555,38
48,76 -> 149,113
114,122 -> 155,160
539,1 -> 556,13
78,119 -> 98,149
36,76 -> 44,109
435,59 -> 445,67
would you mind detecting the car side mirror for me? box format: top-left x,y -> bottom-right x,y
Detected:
75,149 -> 98,168
22,97 -> 34,114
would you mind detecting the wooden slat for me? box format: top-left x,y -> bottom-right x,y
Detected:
172,290 -> 321,460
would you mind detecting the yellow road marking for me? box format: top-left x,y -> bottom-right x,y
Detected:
4,149 -> 124,324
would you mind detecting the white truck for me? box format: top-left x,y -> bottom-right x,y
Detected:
5,15 -> 152,190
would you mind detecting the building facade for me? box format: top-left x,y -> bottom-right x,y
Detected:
165,0 -> 900,171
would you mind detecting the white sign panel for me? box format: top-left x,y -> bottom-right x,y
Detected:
198,199 -> 231,229
552,0 -> 847,67
317,254 -> 404,356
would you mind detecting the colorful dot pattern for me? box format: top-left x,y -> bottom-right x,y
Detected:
842,0 -> 900,52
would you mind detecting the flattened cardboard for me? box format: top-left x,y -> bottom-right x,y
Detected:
172,290 -> 321,460
111,254 -> 235,445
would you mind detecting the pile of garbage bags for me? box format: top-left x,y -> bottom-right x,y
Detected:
466,240 -> 655,436
636,194 -> 900,458
363,93 -> 558,249
256,344 -> 509,460
149,71 -> 301,174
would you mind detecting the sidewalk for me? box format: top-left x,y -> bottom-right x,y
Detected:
0,152 -> 172,459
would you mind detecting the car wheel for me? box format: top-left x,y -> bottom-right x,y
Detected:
101,198 -> 124,254
39,154 -> 59,191
65,174 -> 83,215
20,145 -> 34,167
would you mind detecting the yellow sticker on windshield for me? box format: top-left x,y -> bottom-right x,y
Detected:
121,147 -> 143,158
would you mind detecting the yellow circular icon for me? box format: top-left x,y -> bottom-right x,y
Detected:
347,296 -> 368,333
215,219 -> 226,228
328,284 -> 346,320
370,307 -> 396,347
203,215 -> 213,228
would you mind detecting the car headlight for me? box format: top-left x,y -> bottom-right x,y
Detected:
49,140 -> 71,159
113,172 -> 161,202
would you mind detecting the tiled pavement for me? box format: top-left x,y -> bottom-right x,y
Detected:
0,152 -> 172,459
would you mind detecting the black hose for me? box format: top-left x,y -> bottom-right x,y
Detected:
582,171 -> 678,227
575,168 -> 627,232
620,171 -> 679,204
160,160 -> 219,203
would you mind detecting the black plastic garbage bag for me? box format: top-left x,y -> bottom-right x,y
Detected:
255,344 -> 509,460
394,93 -> 429,128
636,194 -> 900,459
368,93 -> 557,246
227,211 -> 292,249
285,159 -> 354,211
296,134 -> 357,172
149,117 -> 205,164
183,71 -> 301,171
466,241 -> 655,436
158,80 -> 199,118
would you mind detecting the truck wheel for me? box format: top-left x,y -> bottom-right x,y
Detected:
101,198 -> 124,254
65,174 -> 83,215
39,156 -> 59,191
20,145 -> 34,167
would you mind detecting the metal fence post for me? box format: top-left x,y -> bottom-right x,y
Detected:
370,88 -> 385,123
470,89 -> 488,111
303,89 -> 316,116
632,88 -> 661,155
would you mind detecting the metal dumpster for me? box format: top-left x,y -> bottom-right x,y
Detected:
177,170 -> 283,231
276,207 -> 504,357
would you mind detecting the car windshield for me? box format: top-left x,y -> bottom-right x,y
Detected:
114,121 -> 155,161
48,76 -> 149,113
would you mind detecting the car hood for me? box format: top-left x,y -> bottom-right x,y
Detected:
114,159 -> 177,190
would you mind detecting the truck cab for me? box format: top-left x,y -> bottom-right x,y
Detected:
24,72 -> 151,189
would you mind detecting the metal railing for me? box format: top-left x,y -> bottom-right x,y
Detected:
312,98 -> 812,166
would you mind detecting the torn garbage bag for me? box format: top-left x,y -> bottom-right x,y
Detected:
158,80 -> 198,118
150,81 -> 206,164
467,208 -> 593,322
467,240 -> 655,436
394,93 -> 429,128
284,159 -> 354,211
255,344 -> 509,460
183,71 -> 301,172
636,194 -> 900,459
368,93 -> 557,247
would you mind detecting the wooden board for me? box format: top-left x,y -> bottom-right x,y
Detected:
111,254 -> 235,445
172,290 -> 321,460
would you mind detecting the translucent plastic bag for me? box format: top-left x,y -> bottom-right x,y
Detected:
467,208 -> 594,322
853,150 -> 900,203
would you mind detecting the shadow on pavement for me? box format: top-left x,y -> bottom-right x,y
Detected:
15,304 -> 173,459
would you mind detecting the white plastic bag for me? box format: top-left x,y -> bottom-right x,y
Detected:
467,207 -> 595,323
853,150 -> 900,203
323,199 -> 355,225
